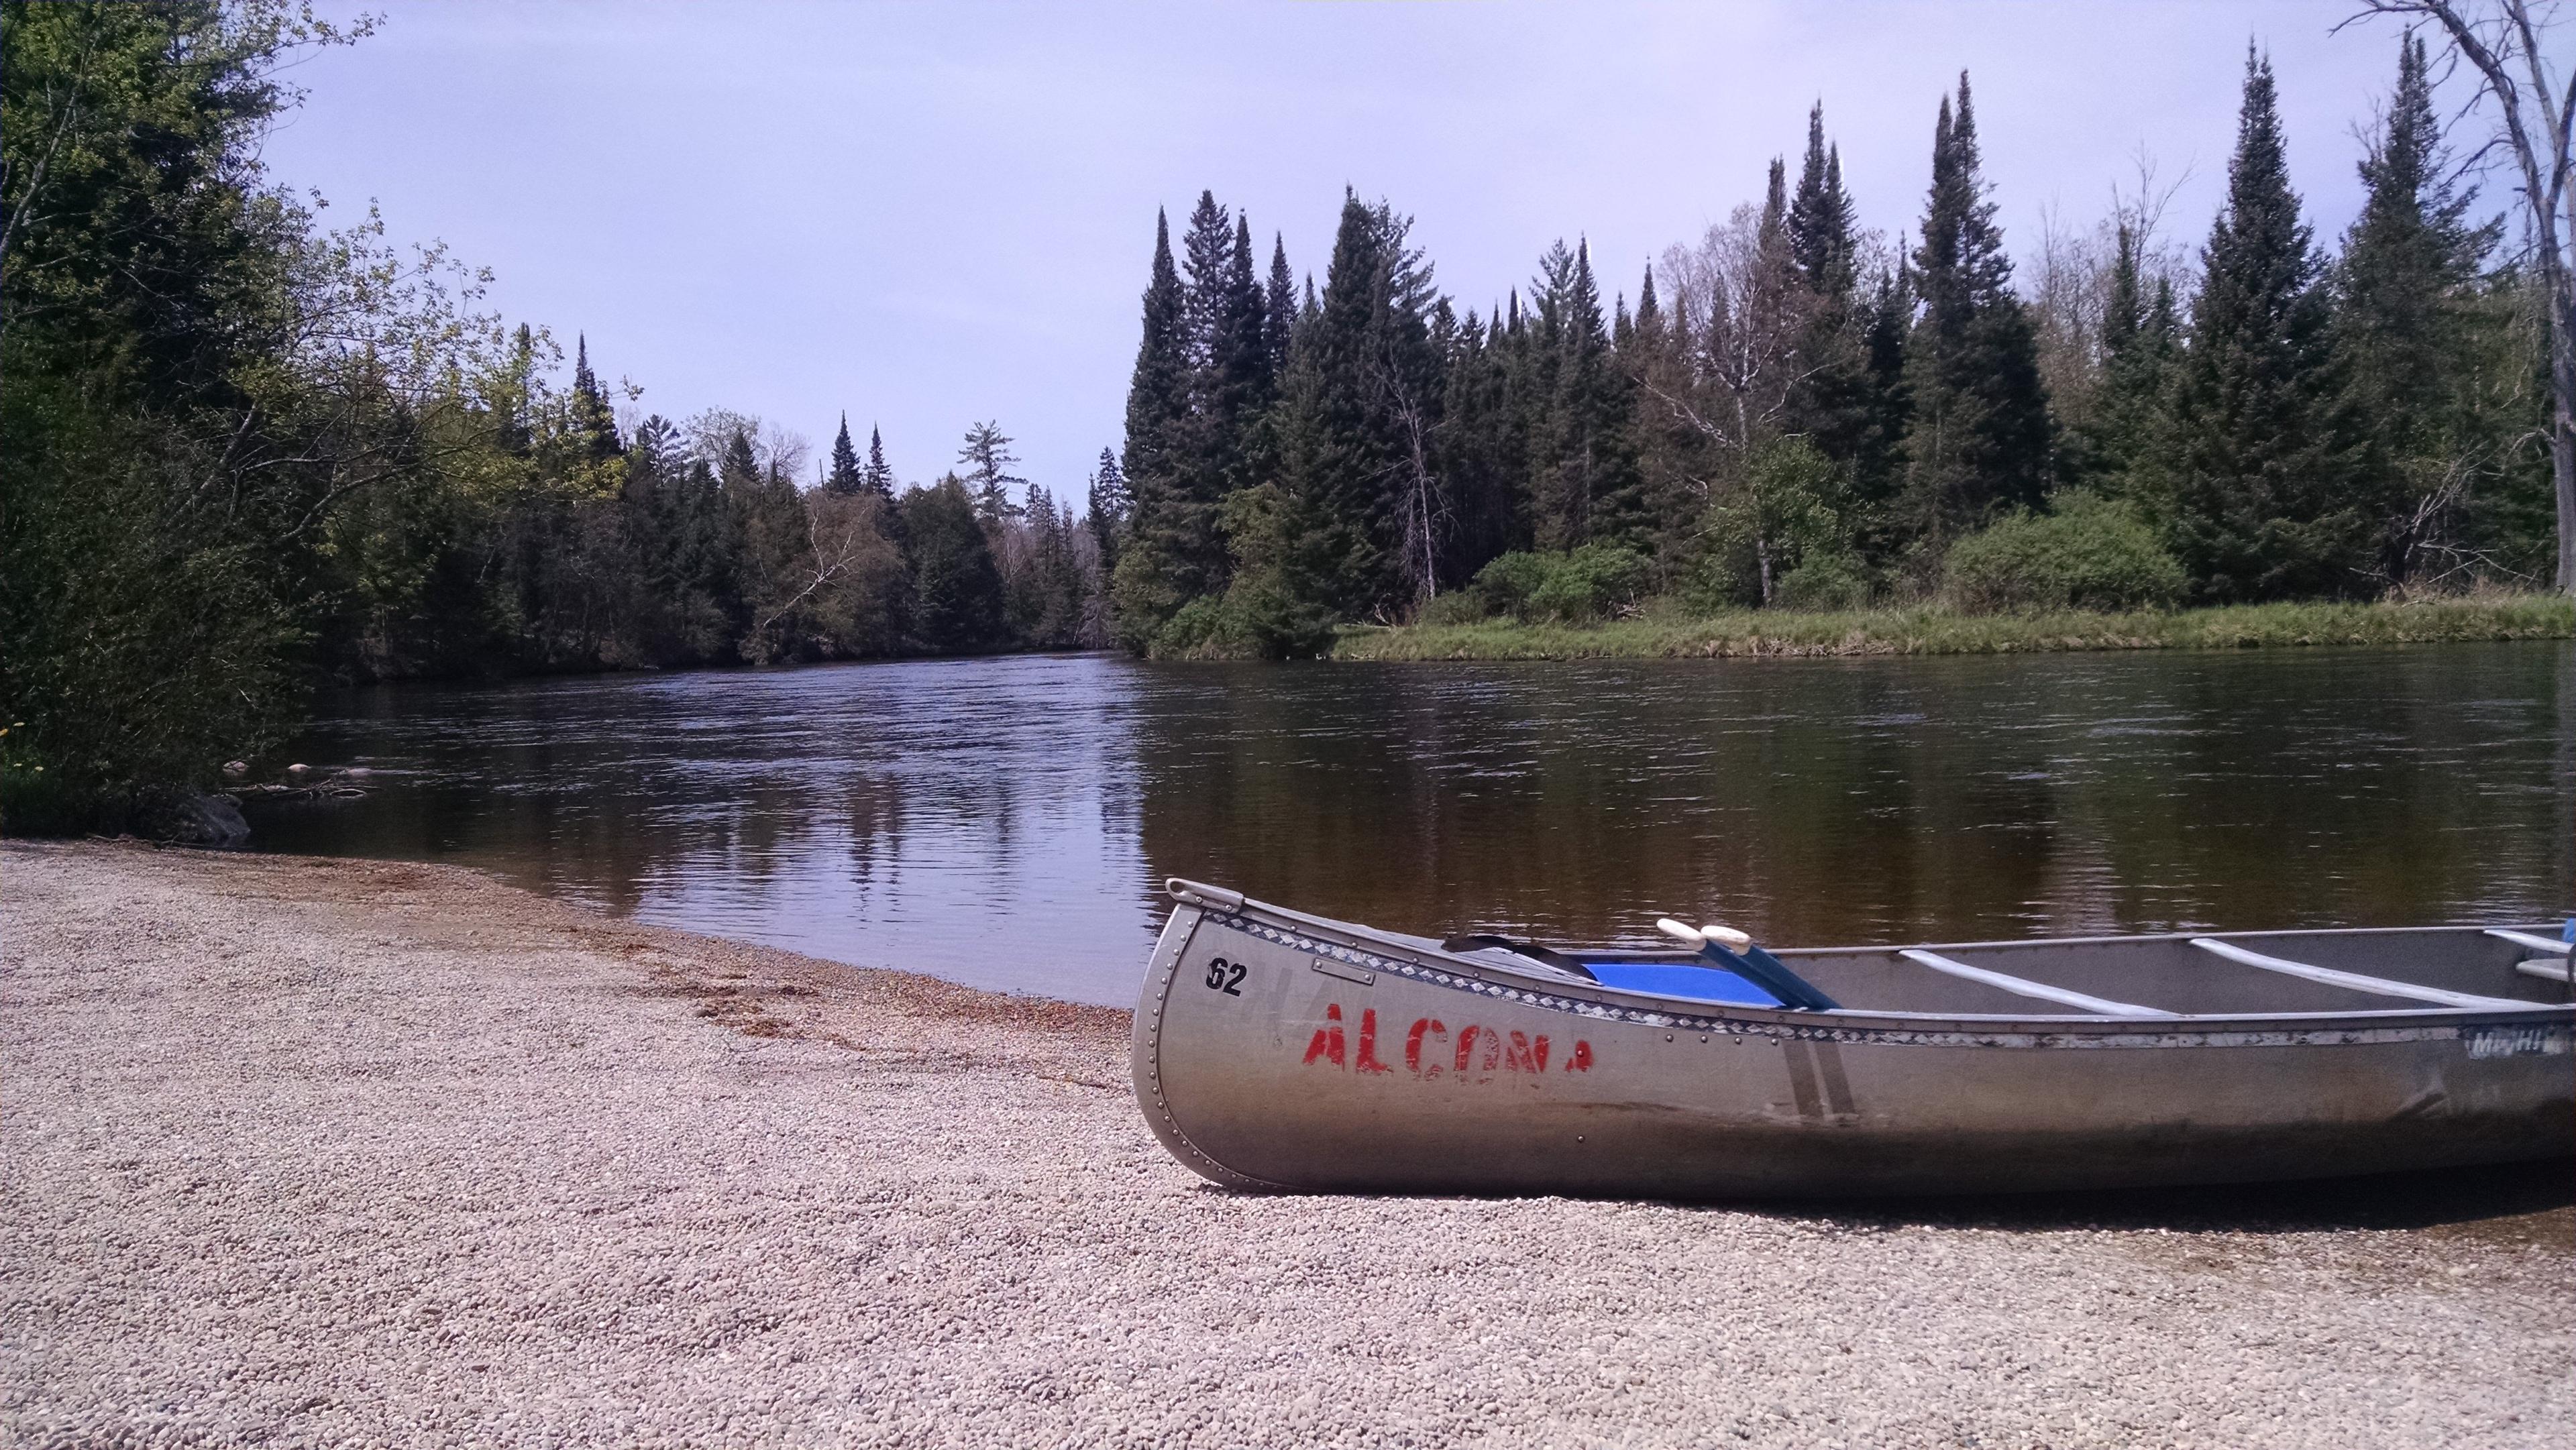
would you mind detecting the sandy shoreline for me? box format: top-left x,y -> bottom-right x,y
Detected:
3,842 -> 2568,1448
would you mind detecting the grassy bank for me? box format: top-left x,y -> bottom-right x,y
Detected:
1333,595 -> 2576,661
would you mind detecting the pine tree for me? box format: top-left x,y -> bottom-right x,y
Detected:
2157,48 -> 2369,601
1900,72 -> 2055,551
1782,104 -> 1883,504
569,334 -> 622,465
1786,104 -> 1859,300
1272,193 -> 1447,615
2337,31 -> 2501,583
1110,208 -> 1206,650
1181,199 -> 1269,506
1624,257 -> 1709,572
1438,307 -> 1525,577
1229,217 -> 1273,402
2081,225 -> 2179,488
861,425 -> 896,497
957,420 -> 1026,524
1266,233 -> 1297,378
1525,239 -> 1644,552
825,414 -> 865,496
1086,447 -> 1131,571
1847,264 -> 1917,565
901,477 -> 1008,651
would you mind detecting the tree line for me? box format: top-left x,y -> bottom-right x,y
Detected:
1,1 -> 1102,830
1104,36 -> 2567,655
2,1 -> 2568,830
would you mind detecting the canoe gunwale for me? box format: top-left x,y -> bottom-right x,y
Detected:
1162,882 -> 2575,1049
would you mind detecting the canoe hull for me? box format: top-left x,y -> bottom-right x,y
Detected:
1131,903 -> 2576,1198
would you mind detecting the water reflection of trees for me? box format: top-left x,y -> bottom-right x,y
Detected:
1132,647 -> 2572,947
262,646 -> 2571,970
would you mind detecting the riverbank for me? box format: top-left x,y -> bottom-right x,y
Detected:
5,842 -> 2568,1447
1335,595 -> 2576,661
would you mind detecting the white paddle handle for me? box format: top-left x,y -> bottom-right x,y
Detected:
1657,918 -> 1754,950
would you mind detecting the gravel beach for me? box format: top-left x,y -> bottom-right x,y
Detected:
3,841 -> 2568,1449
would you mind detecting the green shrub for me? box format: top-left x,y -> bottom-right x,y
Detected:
1776,551 -> 1872,610
1471,545 -> 1649,624
1943,494 -> 2187,614
1530,545 -> 1649,622
1469,551 -> 1554,618
1148,597 -> 1228,657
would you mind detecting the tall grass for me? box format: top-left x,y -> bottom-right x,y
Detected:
1334,596 -> 2576,661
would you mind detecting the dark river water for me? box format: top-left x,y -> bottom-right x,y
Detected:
249,644 -> 2576,1006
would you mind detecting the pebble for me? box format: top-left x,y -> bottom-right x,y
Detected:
1,841 -> 2566,1449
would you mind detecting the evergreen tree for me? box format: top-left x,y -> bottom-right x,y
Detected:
2337,31 -> 2502,583
1011,484 -> 1087,648
1846,265 -> 1917,565
1786,104 -> 1859,299
1528,239 -> 1644,552
1180,200 -> 1270,506
1086,447 -> 1131,572
1438,308 -> 1526,578
1624,256 -> 1711,573
2157,48 -> 2369,600
1266,233 -> 1298,378
570,335 -> 622,463
825,414 -> 865,496
1110,209 -> 1205,649
1782,104 -> 1884,506
957,420 -> 1026,524
900,478 -> 1008,651
1900,72 -> 2055,551
861,425 -> 896,498
1272,193 -> 1448,615
2080,225 -> 2180,488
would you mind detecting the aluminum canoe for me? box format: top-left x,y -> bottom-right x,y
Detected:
1129,879 -> 2575,1198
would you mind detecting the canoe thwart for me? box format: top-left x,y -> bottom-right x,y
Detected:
1898,949 -> 2175,1019
2188,938 -> 2528,1010
2485,928 -> 2571,956
2516,958 -> 2574,985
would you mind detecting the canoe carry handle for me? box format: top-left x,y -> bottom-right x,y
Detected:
1166,878 -> 1245,911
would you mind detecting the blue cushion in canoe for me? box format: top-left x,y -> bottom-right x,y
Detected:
1583,962 -> 1783,1007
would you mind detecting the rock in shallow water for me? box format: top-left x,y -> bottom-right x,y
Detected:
158,791 -> 250,848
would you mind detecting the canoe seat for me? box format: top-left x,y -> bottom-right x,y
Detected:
1582,961 -> 1783,1007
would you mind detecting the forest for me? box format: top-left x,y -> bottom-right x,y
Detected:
1,0 -> 2569,830
1106,42 -> 2567,657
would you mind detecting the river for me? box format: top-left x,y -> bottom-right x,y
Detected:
248,643 -> 2575,1005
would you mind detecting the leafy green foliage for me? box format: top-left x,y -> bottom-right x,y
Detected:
1465,545 -> 1650,624
0,4 -> 1104,832
1942,494 -> 2188,613
1686,440 -> 1849,610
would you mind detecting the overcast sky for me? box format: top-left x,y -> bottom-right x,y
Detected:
264,0 -> 2437,498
